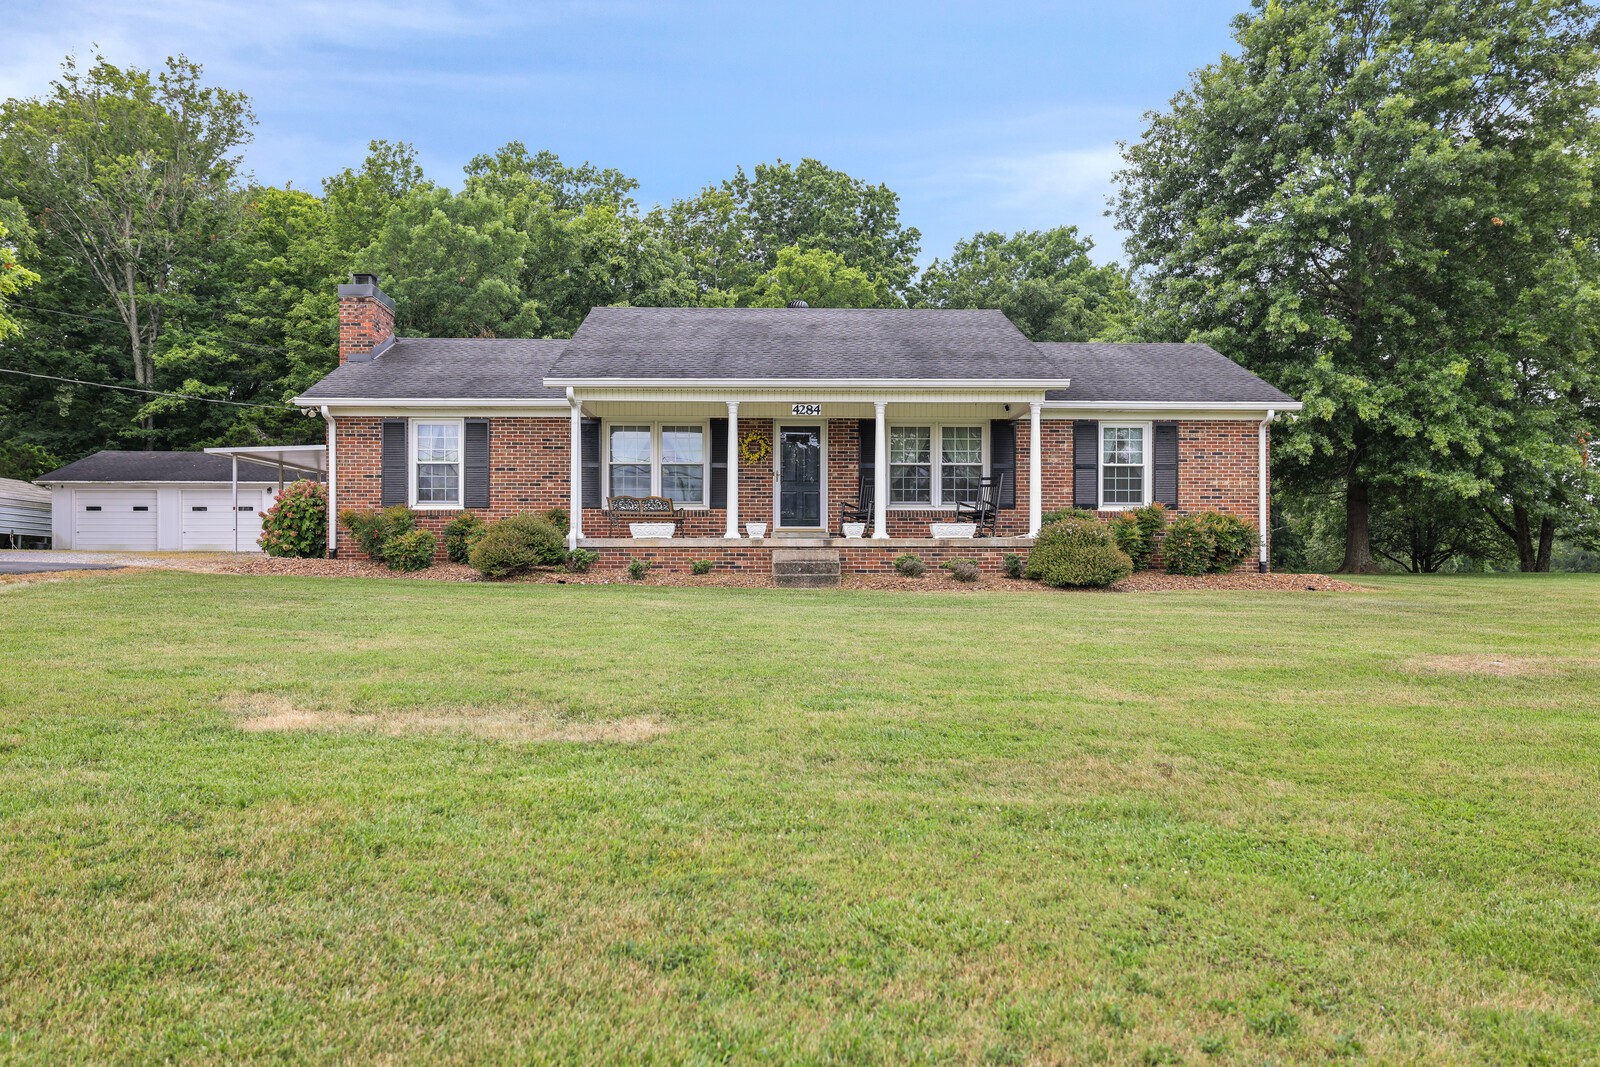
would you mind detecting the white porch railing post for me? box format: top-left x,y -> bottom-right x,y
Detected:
567,388 -> 583,550
725,401 -> 741,538
1027,401 -> 1043,537
872,400 -> 890,539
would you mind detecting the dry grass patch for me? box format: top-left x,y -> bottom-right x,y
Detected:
1411,654 -> 1550,677
227,694 -> 665,743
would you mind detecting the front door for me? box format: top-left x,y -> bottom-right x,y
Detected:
778,425 -> 823,528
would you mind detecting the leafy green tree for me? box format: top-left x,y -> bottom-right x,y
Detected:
1114,0 -> 1600,572
0,54 -> 253,432
0,210 -> 41,340
747,246 -> 879,308
913,227 -> 1140,340
321,140 -> 429,259
464,142 -> 638,213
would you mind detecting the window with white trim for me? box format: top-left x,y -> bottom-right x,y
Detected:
605,422 -> 710,505
1100,424 -> 1147,507
412,420 -> 462,507
888,424 -> 985,506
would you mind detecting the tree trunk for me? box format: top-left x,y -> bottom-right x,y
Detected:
1338,476 -> 1380,573
1536,517 -> 1555,572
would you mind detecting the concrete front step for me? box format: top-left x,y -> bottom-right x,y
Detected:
772,546 -> 841,588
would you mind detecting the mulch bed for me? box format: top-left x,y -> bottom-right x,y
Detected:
175,556 -> 1361,593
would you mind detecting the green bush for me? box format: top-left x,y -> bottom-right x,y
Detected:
564,548 -> 600,573
1164,510 -> 1257,575
340,506 -> 422,569
690,559 -> 714,575
1110,503 -> 1169,570
1001,553 -> 1024,579
467,514 -> 566,579
893,553 -> 926,577
257,480 -> 327,558
382,529 -> 437,572
948,560 -> 980,583
1041,507 -> 1099,526
628,558 -> 651,581
1024,516 -> 1132,588
544,507 -> 570,534
442,511 -> 486,563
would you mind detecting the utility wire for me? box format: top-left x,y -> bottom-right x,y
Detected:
11,302 -> 295,356
0,367 -> 304,410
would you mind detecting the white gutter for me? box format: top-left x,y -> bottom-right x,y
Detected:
322,406 -> 338,558
1258,408 -> 1277,572
292,397 -> 567,409
541,377 -> 1074,390
1044,400 -> 1304,412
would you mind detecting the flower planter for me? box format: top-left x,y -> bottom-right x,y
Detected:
629,523 -> 676,539
841,522 -> 866,539
929,522 -> 977,539
745,522 -> 768,539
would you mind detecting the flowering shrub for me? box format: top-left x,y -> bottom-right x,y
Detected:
1163,511 -> 1256,575
258,480 -> 328,558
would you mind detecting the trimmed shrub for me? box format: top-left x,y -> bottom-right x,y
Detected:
627,558 -> 651,581
1110,503 -> 1169,570
1042,507 -> 1099,526
544,507 -> 570,534
893,553 -> 926,577
258,479 -> 327,558
1025,516 -> 1132,588
340,506 -> 422,569
467,514 -> 566,579
1001,552 -> 1024,579
948,560 -> 980,583
564,548 -> 599,573
442,511 -> 486,563
1164,510 -> 1257,575
690,559 -> 714,575
382,529 -> 437,572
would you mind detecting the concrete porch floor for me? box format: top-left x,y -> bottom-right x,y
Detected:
577,536 -> 1037,549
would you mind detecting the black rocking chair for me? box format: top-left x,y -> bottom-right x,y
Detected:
954,473 -> 1007,537
839,481 -> 874,535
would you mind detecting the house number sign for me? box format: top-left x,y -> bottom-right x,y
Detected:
790,403 -> 822,416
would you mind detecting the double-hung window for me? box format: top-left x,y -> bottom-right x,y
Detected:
1100,424 -> 1148,507
888,424 -> 985,506
606,423 -> 709,505
412,420 -> 462,507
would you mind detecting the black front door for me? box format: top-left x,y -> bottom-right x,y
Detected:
778,426 -> 822,527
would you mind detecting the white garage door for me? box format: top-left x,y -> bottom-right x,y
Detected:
180,490 -> 265,552
73,490 -> 159,550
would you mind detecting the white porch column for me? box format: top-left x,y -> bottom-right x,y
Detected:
567,388 -> 584,550
724,401 -> 741,538
1027,401 -> 1043,537
872,400 -> 890,539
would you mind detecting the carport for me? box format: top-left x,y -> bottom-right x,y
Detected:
204,446 -> 328,552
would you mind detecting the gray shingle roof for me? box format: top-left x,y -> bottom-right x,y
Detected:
544,307 -> 1063,381
1036,343 -> 1298,405
297,337 -> 568,400
39,451 -> 300,484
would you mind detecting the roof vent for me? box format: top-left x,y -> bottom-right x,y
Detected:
786,299 -> 809,309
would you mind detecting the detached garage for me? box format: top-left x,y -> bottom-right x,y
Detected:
36,451 -> 313,552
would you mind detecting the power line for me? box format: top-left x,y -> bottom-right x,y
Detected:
0,367 -> 304,410
11,302 -> 295,356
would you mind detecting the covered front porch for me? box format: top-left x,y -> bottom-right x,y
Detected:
561,389 -> 1050,551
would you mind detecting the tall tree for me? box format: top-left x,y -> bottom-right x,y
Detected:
1114,0 -> 1600,572
913,227 -> 1140,340
747,246 -> 880,308
0,208 -> 41,340
0,54 -> 254,435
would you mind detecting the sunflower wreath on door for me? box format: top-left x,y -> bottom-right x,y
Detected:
738,430 -> 771,466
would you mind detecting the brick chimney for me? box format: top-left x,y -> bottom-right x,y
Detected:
337,273 -> 395,364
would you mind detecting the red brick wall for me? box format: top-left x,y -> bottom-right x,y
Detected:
586,544 -> 1027,575
338,295 -> 394,365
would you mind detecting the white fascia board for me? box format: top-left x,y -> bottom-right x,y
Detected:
1042,400 -> 1303,414
292,396 -> 569,409
541,377 -> 1072,391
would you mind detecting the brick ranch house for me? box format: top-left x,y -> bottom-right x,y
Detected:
295,274 -> 1301,576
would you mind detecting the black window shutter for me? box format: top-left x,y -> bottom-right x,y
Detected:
1152,421 -> 1179,507
1073,420 -> 1099,510
381,419 -> 408,506
580,418 -> 602,509
989,419 -> 1017,509
464,418 -> 490,509
709,418 -> 729,508
857,418 -> 876,496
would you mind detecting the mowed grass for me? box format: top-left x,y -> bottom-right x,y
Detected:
1,572 -> 1598,1064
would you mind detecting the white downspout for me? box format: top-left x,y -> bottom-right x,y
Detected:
567,388 -> 584,551
1258,408 -> 1275,572
322,407 -> 337,558
231,455 -> 239,553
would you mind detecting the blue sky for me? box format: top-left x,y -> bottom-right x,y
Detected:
5,1 -> 1245,264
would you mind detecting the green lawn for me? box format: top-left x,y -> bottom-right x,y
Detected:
2,572 -> 1598,1064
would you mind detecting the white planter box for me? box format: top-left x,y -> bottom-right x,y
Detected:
841,522 -> 866,539
629,523 -> 676,538
929,522 -> 977,539
745,522 -> 768,539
